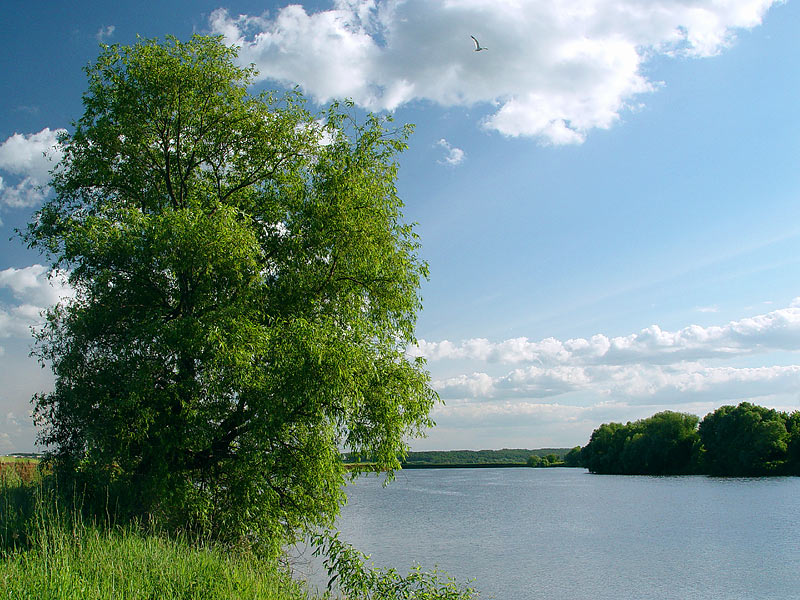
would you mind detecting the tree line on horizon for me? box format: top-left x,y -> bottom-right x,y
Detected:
403,448 -> 570,465
340,447 -> 575,467
580,402 -> 800,476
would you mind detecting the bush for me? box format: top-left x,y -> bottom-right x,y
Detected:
312,530 -> 479,600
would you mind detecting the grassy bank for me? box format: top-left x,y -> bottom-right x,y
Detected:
0,478 -> 311,600
1,473 -> 479,599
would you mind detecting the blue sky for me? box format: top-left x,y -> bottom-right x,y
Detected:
1,0 -> 799,452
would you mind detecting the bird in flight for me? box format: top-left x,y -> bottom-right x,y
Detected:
471,35 -> 487,51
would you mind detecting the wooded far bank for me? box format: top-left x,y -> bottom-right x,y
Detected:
581,401 -> 800,476
343,447 -> 580,469
346,401 -> 800,477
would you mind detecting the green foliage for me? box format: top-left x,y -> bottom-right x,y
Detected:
698,402 -> 792,476
525,453 -> 566,468
312,531 -> 479,600
3,480 -> 480,600
0,459 -> 42,487
526,455 -> 543,467
24,35 -> 436,549
563,446 -> 583,467
582,403 -> 800,477
1,480 -> 310,600
581,411 -> 700,475
786,411 -> 800,476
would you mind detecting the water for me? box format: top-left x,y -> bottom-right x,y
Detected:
294,468 -> 800,600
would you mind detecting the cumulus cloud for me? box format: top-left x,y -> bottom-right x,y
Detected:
0,265 -> 73,339
436,139 -> 466,166
413,302 -> 800,366
417,299 -> 800,438
0,304 -> 43,339
0,265 -> 73,306
0,128 -> 64,208
210,0 -> 778,143
434,363 -> 800,406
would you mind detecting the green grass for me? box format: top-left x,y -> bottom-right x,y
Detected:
0,480 -> 314,600
0,458 -> 41,488
0,472 -> 480,599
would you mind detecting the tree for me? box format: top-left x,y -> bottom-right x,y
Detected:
786,411 -> 800,475
25,35 -> 436,551
619,411 -> 700,475
698,402 -> 789,476
581,421 -> 628,474
526,455 -> 543,467
581,411 -> 699,475
563,446 -> 583,467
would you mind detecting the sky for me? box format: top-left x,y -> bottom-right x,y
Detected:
1,0 -> 800,453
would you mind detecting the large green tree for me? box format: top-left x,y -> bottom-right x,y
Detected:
698,402 -> 790,476
581,411 -> 699,475
25,35 -> 436,550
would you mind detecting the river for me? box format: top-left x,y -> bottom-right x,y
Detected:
292,467 -> 800,599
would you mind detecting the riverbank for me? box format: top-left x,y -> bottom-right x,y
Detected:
1,472 -> 479,600
0,478 -> 311,600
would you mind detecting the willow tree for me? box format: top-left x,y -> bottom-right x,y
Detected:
26,35 -> 436,550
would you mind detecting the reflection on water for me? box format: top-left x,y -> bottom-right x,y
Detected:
296,468 -> 800,600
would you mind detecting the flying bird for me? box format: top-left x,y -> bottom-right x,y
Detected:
471,35 -> 487,52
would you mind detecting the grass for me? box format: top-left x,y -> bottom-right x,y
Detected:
0,457 -> 41,487
0,462 -> 480,599
0,478 -> 314,600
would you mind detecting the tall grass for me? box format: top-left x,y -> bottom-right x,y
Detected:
1,462 -> 480,599
0,457 -> 41,488
0,478 -> 312,600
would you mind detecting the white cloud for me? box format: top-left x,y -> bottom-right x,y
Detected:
436,372 -> 495,399
0,265 -> 73,339
0,304 -> 43,339
419,299 -> 800,442
0,176 -> 50,208
96,25 -> 115,42
414,303 -> 800,367
436,139 -> 466,166
210,0 -> 779,143
0,128 -> 64,208
434,363 -> 800,406
696,305 -> 719,313
0,265 -> 73,307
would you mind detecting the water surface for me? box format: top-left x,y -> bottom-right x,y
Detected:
295,468 -> 800,600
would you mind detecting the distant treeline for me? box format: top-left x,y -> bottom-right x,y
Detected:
402,448 -> 571,466
342,448 -> 575,467
581,402 -> 800,476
